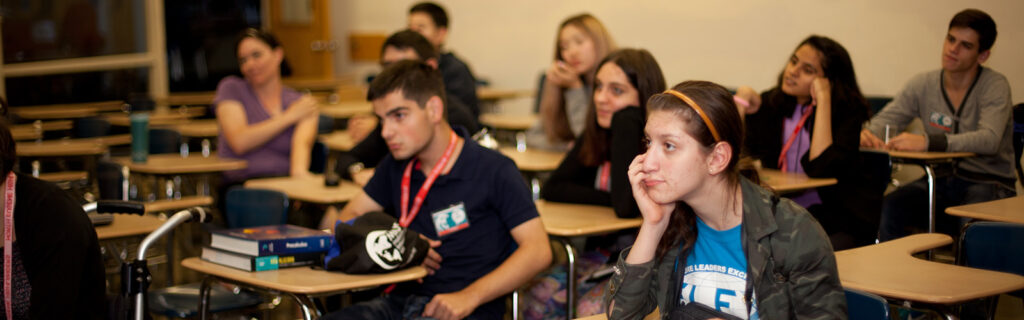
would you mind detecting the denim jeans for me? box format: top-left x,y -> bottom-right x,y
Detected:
878,175 -> 1016,241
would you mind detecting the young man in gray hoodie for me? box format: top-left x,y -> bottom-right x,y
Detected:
861,9 -> 1015,241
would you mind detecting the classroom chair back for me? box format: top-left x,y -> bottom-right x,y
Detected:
845,288 -> 890,320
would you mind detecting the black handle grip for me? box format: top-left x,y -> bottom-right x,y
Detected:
96,200 -> 146,216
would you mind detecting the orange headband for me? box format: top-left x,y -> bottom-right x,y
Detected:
662,89 -> 721,142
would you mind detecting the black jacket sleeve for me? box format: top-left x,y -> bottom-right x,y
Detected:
18,175 -> 107,319
540,136 -> 610,206
336,125 -> 387,180
608,107 -> 644,218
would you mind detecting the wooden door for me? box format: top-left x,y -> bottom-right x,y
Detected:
267,0 -> 335,81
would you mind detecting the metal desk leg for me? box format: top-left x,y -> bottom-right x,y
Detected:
925,165 -> 937,234
285,292 -> 321,320
512,290 -> 520,320
198,276 -> 215,320
555,237 -> 578,320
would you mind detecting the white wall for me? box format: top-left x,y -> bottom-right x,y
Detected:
331,0 -> 1024,111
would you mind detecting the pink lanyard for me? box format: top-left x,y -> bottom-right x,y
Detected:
597,161 -> 611,192
3,172 -> 17,320
399,131 -> 459,227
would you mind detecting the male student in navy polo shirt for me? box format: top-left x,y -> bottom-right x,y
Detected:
322,60 -> 551,320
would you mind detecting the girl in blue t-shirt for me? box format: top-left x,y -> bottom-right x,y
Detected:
605,81 -> 846,319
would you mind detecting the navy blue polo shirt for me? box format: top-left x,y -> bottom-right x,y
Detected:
363,131 -> 538,317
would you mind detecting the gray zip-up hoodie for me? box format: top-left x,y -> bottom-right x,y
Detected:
866,67 -> 1015,185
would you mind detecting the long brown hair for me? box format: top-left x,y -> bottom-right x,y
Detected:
646,81 -> 759,260
578,48 -> 665,166
547,13 -> 616,142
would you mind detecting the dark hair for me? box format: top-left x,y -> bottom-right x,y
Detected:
646,81 -> 757,260
0,118 -> 15,178
765,35 -> 869,119
381,30 -> 439,62
409,2 -> 449,28
367,60 -> 447,117
578,48 -> 666,166
237,28 -> 292,77
544,13 -> 617,143
949,9 -> 997,52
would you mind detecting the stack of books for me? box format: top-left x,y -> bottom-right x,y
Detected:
202,224 -> 332,272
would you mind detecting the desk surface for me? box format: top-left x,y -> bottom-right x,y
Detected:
946,196 -> 1024,224
758,169 -> 838,193
95,214 -> 165,240
244,174 -> 363,204
11,127 -> 40,141
182,257 -> 427,295
163,92 -> 214,106
480,113 -> 537,131
319,130 -> 355,151
36,171 -> 87,182
145,196 -> 214,213
537,200 -> 642,237
836,233 -> 1024,304
499,147 -> 565,172
114,154 -> 247,174
861,148 -> 975,161
477,88 -> 532,101
104,108 -> 205,126
11,100 -> 122,120
173,119 -> 220,138
17,139 -> 107,157
321,101 -> 372,119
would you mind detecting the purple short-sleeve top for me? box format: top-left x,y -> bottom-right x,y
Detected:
213,76 -> 302,183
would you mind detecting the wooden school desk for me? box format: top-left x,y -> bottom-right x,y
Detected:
537,200 -> 643,319
946,196 -> 1024,224
757,169 -> 838,193
244,174 -> 362,204
863,149 -> 974,234
172,119 -> 220,157
836,233 -> 1024,317
318,130 -> 355,152
11,100 -> 122,120
480,113 -> 537,147
499,146 -> 565,200
114,154 -> 246,198
103,107 -> 206,127
321,100 -> 372,119
11,120 -> 72,140
182,257 -> 427,320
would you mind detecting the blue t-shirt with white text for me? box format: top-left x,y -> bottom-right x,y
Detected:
681,218 -> 758,319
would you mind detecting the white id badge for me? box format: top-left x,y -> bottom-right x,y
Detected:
431,202 -> 469,237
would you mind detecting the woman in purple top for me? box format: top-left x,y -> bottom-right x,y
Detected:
743,35 -> 888,250
215,29 -> 319,183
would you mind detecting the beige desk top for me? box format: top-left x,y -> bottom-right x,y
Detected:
173,119 -> 220,138
114,154 -> 247,174
144,196 -> 214,213
499,147 -> 565,172
861,148 -> 975,161
12,120 -> 73,132
319,130 -> 355,151
536,200 -> 642,237
96,214 -> 165,240
11,100 -> 122,120
757,169 -> 838,193
321,101 -> 373,119
16,139 -> 107,157
37,171 -> 88,182
244,174 -> 362,204
11,127 -> 40,141
78,134 -> 132,146
477,88 -> 533,101
946,196 -> 1024,224
480,113 -> 537,131
162,92 -> 214,106
836,233 -> 1024,304
104,108 -> 205,126
182,257 -> 427,295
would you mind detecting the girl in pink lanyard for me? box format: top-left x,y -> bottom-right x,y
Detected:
742,35 -> 887,250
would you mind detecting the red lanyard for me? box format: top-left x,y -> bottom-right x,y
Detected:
777,103 -> 816,172
597,161 -> 611,192
400,131 -> 459,228
3,172 -> 17,320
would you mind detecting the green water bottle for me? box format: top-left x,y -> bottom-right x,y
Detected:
131,113 -> 149,163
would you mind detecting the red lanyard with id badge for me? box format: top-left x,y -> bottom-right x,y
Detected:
400,131 -> 468,237
3,172 -> 17,320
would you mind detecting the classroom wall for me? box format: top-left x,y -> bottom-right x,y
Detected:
331,0 -> 1024,111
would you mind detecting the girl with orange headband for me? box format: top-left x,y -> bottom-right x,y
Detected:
604,81 -> 845,319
